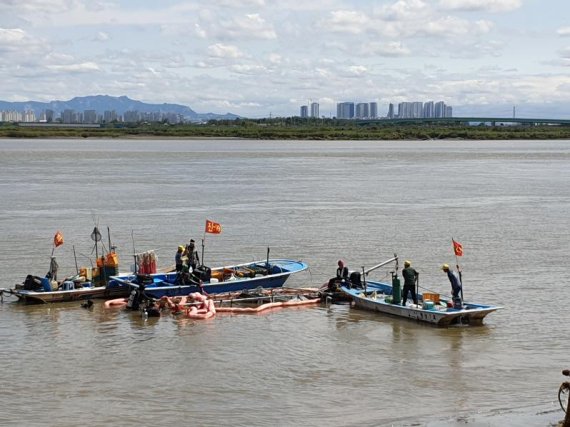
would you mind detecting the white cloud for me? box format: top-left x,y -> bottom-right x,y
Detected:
557,27 -> 570,37
376,0 -> 430,21
439,0 -> 522,13
93,31 -> 109,41
323,10 -> 370,34
367,41 -> 411,57
0,28 -> 26,43
229,13 -> 276,39
348,65 -> 368,76
208,43 -> 244,59
46,62 -> 100,72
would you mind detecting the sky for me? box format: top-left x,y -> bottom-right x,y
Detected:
1,0 -> 570,118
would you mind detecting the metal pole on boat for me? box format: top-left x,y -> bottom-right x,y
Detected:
364,255 -> 398,276
73,245 -> 79,275
201,238 -> 205,267
362,266 -> 366,294
266,247 -> 270,275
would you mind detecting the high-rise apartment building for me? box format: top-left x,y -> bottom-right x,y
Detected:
300,105 -> 308,118
355,103 -> 369,119
84,110 -> 97,124
337,102 -> 355,119
434,101 -> 446,118
310,102 -> 319,118
423,101 -> 434,118
369,102 -> 378,119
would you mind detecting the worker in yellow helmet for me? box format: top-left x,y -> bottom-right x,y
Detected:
402,260 -> 419,306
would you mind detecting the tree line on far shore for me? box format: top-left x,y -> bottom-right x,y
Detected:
2,118 -> 570,140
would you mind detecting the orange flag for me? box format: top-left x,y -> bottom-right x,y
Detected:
54,231 -> 64,247
205,219 -> 222,234
452,239 -> 463,257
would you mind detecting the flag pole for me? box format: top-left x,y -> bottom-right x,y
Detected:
202,220 -> 207,267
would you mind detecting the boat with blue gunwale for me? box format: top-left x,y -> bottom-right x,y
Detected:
339,255 -> 502,327
107,258 -> 309,299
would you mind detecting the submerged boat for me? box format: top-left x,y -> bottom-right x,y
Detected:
340,256 -> 502,327
107,258 -> 309,299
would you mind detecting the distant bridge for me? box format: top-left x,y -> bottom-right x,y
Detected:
355,117 -> 570,126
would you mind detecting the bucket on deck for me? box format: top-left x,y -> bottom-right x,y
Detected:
62,281 -> 75,291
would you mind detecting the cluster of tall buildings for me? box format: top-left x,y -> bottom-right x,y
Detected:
299,100 -> 453,120
0,109 -> 185,124
336,102 -> 379,119
387,101 -> 452,119
299,102 -> 320,118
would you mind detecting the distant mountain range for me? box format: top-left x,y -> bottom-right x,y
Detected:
0,95 -> 240,121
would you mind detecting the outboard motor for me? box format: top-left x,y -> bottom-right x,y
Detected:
23,275 -> 44,291
349,271 -> 362,288
193,265 -> 211,282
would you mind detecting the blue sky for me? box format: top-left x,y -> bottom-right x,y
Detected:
1,0 -> 569,118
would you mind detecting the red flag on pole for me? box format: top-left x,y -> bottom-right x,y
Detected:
205,219 -> 222,234
452,239 -> 463,257
54,231 -> 64,247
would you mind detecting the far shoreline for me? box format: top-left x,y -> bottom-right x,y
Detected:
2,120 -> 570,141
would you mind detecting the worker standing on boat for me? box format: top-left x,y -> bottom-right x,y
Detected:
185,239 -> 200,272
401,260 -> 419,306
175,245 -> 185,272
442,264 -> 462,308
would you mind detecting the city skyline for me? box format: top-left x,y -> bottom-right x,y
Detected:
1,1 -> 570,118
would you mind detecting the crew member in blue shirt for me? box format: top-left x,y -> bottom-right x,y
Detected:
442,264 -> 462,307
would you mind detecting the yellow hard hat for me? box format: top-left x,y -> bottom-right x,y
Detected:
404,260 -> 411,267
441,263 -> 449,271
178,245 -> 184,251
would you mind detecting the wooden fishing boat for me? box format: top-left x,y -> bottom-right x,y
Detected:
107,258 -> 309,299
6,279 -> 130,304
3,227 -> 134,304
5,250 -> 131,304
342,281 -> 501,326
339,255 -> 502,327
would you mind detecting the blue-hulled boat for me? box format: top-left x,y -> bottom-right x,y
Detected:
107,258 -> 309,299
339,255 -> 502,327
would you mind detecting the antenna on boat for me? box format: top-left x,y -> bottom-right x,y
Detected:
131,230 -> 137,274
266,247 -> 270,274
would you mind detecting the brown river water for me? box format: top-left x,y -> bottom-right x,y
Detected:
0,139 -> 568,426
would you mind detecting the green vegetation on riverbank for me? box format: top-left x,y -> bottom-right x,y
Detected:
2,118 -> 570,140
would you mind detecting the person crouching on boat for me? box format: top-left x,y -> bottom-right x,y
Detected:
442,264 -> 462,308
328,260 -> 349,292
175,245 -> 185,272
401,260 -> 419,306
